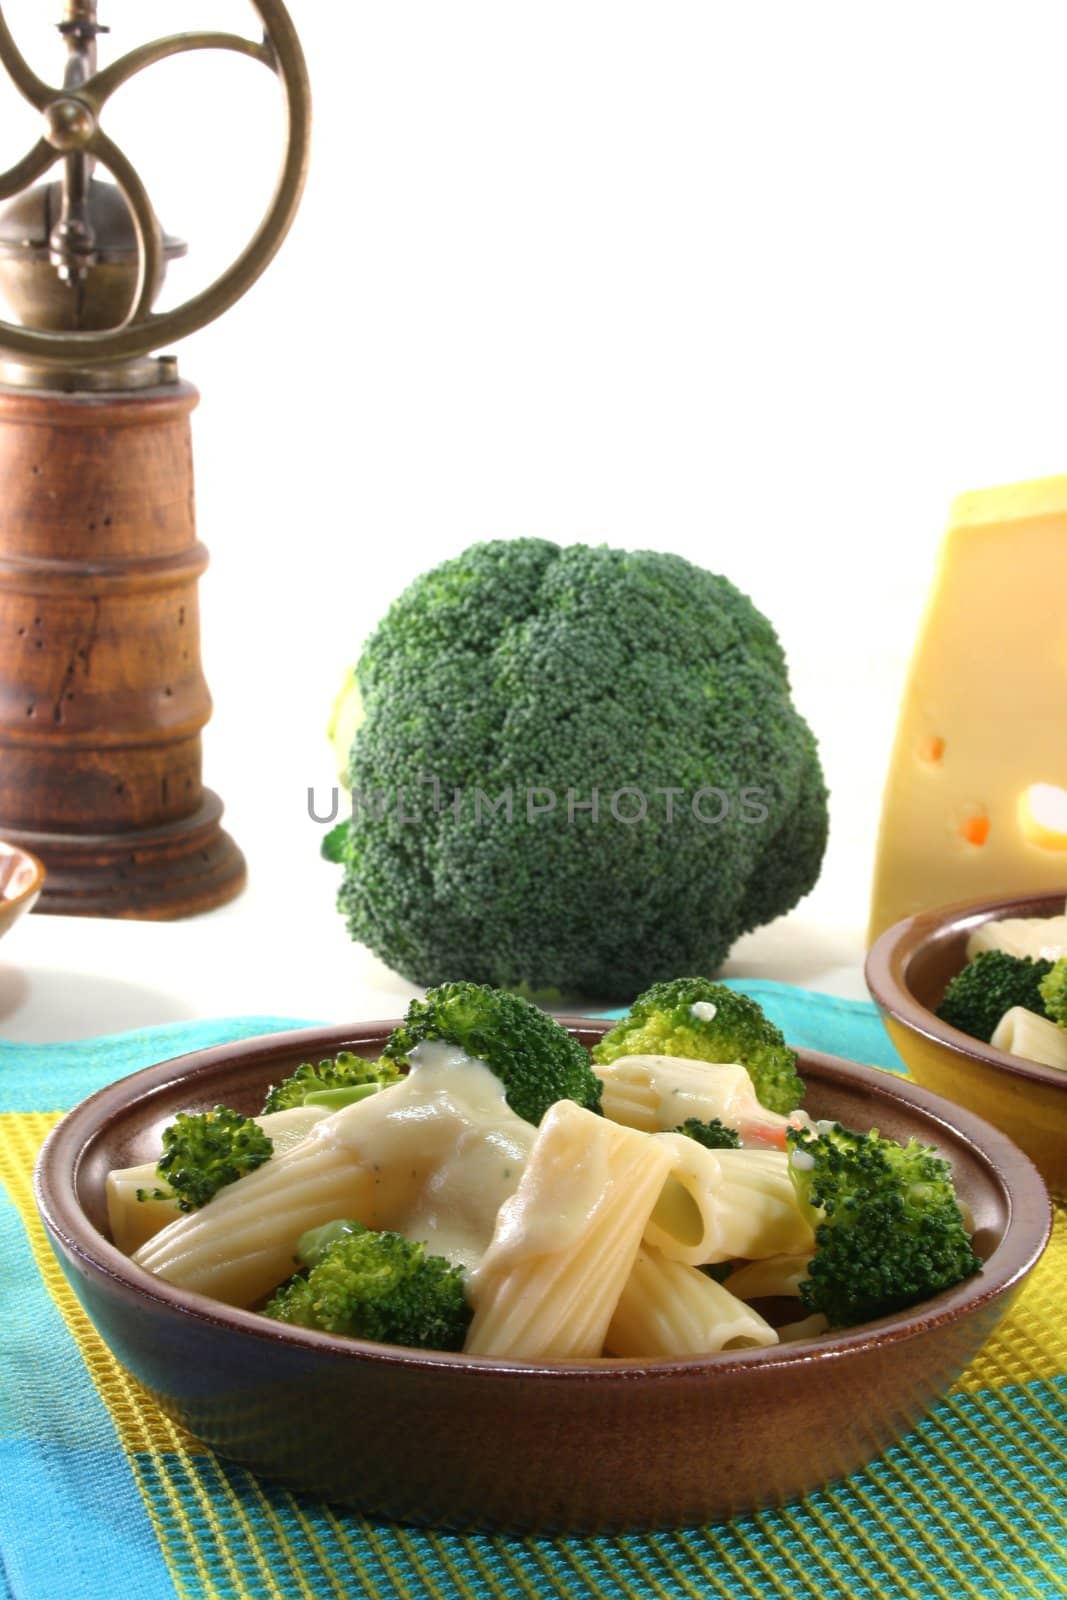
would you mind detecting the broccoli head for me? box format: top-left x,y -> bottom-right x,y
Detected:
139,1106 -> 273,1214
786,1122 -> 981,1328
263,1220 -> 471,1351
673,1117 -> 741,1150
325,539 -> 827,1000
383,980 -> 601,1126
936,951 -> 1053,1043
263,1050 -> 400,1113
1039,958 -> 1067,1027
591,978 -> 803,1115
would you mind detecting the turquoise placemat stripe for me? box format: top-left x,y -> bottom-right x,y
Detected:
0,984 -> 905,1119
0,1016 -> 313,1115
0,1184 -> 178,1600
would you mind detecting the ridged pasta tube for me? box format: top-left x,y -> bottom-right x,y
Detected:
605,1246 -> 778,1357
721,1253 -> 813,1302
464,1101 -> 674,1359
107,1104 -> 330,1255
131,1126 -> 380,1307
644,1136 -> 814,1266
991,1005 -> 1067,1071
717,1257 -> 828,1342
593,1054 -> 790,1143
775,1313 -> 829,1343
131,1044 -> 535,1308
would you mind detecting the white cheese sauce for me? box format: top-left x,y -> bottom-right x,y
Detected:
309,1038 -> 536,1272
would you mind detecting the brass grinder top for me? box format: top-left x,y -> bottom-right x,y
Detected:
0,0 -> 310,390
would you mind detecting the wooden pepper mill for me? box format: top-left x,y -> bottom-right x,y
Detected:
0,0 -> 310,916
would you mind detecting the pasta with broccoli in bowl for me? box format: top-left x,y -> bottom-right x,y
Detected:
34,981 -> 1049,1532
867,889 -> 1067,1191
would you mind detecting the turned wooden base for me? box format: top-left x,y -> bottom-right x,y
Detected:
0,790 -> 246,918
0,378 -> 246,918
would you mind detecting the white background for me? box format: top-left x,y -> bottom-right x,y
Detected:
2,2 -> 1066,1038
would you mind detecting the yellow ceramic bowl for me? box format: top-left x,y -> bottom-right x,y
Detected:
0,841 -> 44,937
866,890 -> 1067,1193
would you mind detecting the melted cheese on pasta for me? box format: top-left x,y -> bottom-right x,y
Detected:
130,1042 -> 536,1305
301,1040 -> 537,1270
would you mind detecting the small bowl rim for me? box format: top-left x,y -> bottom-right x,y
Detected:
33,1018 -> 1052,1383
866,887 -> 1067,1092
0,839 -> 45,916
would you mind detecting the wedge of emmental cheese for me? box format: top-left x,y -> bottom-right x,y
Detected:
869,475 -> 1067,942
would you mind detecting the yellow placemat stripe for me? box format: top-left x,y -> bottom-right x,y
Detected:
0,1113 -> 341,1600
0,1112 -> 230,1600
0,1112 -> 191,1459
954,1191 -> 1067,1391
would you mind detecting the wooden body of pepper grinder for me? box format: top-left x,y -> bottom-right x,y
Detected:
0,0 -> 310,915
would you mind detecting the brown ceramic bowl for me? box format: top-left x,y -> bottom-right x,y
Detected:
0,841 -> 44,935
35,1019 -> 1050,1533
866,890 -> 1067,1193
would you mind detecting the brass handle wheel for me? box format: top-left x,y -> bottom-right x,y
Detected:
0,0 -> 310,364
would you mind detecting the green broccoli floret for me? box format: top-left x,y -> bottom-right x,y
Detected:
263,1050 -> 400,1113
591,978 -> 803,1115
673,1117 -> 741,1150
936,951 -> 1053,1043
138,1106 -> 273,1214
786,1122 -> 981,1328
1039,958 -> 1067,1027
262,1220 -> 471,1351
383,980 -> 601,1126
324,539 -> 827,1000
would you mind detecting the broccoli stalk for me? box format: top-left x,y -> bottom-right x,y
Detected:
383,981 -> 601,1126
592,978 -> 803,1115
264,1220 -> 471,1351
936,951 -> 1053,1043
263,1050 -> 400,1113
786,1122 -> 981,1328
137,1106 -> 273,1214
325,539 -> 827,1000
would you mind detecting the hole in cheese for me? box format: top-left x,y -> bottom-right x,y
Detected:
918,735 -> 945,765
960,814 -> 990,847
1019,783 -> 1067,851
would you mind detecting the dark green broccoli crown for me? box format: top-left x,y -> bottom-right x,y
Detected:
262,1221 -> 471,1351
591,977 -> 804,1115
329,540 -> 827,1000
150,1106 -> 273,1213
382,980 -> 601,1126
262,1051 -> 400,1113
787,1122 -> 981,1328
936,951 -> 1053,1044
1039,957 -> 1067,1028
674,1117 -> 741,1150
